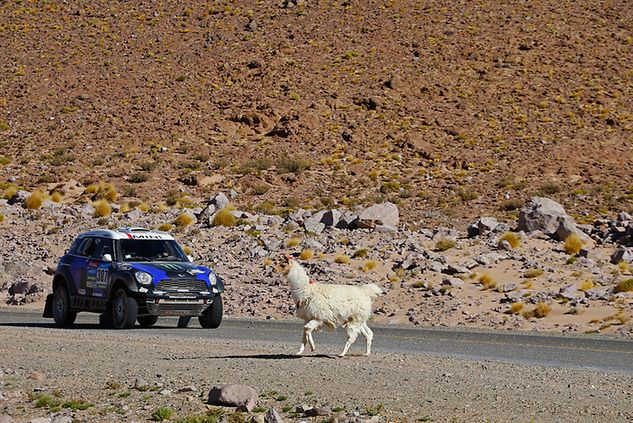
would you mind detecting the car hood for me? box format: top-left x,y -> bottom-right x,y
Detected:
125,261 -> 212,280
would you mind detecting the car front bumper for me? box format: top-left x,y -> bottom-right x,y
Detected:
142,292 -> 216,316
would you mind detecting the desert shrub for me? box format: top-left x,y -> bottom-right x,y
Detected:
434,239 -> 456,252
580,279 -> 594,291
120,203 -> 132,213
500,232 -> 520,249
237,158 -> 272,174
299,249 -> 314,260
499,199 -> 523,211
86,182 -> 117,202
137,202 -> 150,212
334,254 -> 350,264
509,302 -> 524,314
352,248 -> 369,258
212,207 -> 236,227
604,310 -> 630,325
523,269 -> 544,279
614,278 -> 633,293
524,302 -> 551,319
0,214 -> 4,223
61,399 -> 92,411
276,157 -> 310,175
538,181 -> 561,195
140,161 -> 157,172
286,237 -> 301,247
182,246 -> 192,255
563,234 -> 584,255
251,184 -> 270,195
151,406 -> 174,421
459,189 -> 478,202
362,260 -> 378,272
50,191 -> 63,203
25,190 -> 45,209
93,199 -> 111,217
175,212 -> 195,228
3,184 -> 17,200
129,173 -> 148,183
478,273 -> 496,290
618,262 -> 630,274
0,155 -> 11,165
157,223 -> 173,232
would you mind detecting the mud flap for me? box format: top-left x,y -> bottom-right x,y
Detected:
43,294 -> 53,318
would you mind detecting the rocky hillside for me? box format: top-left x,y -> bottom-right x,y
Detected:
0,0 -> 632,226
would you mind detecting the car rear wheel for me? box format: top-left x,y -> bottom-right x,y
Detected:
111,288 -> 138,329
137,315 -> 158,327
198,295 -> 222,328
52,285 -> 77,326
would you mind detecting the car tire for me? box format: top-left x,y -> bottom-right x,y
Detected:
52,285 -> 77,326
137,315 -> 159,327
177,316 -> 191,328
111,288 -> 138,329
198,295 -> 222,329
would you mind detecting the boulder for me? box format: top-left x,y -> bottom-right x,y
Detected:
0,415 -> 13,423
558,284 -> 583,301
357,202 -> 399,229
208,384 -> 258,412
303,211 -> 327,234
467,217 -> 499,238
610,248 -> 633,264
264,408 -> 284,423
517,197 -> 569,236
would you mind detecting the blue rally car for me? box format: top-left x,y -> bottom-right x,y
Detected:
43,227 -> 224,329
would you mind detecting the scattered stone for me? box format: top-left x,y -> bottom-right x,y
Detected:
28,371 -> 45,382
467,216 -> 499,237
610,248 -> 632,264
518,197 -> 574,239
264,408 -> 284,423
133,378 -> 149,390
442,277 -> 464,288
208,384 -> 258,412
357,202 -> 399,229
558,285 -> 583,301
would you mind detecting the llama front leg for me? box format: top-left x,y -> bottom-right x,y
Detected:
360,323 -> 374,356
297,320 -> 321,355
339,325 -> 360,357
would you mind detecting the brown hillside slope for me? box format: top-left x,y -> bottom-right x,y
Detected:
1,0 -> 631,225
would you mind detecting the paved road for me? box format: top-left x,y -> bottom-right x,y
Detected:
1,309 -> 632,374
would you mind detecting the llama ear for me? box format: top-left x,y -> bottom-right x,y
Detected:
285,254 -> 294,261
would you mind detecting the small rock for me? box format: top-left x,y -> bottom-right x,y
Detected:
0,415 -> 14,423
208,384 -> 258,412
610,247 -> 632,264
28,372 -> 45,382
264,408 -> 284,423
133,378 -> 149,390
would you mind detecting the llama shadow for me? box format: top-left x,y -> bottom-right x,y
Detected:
211,353 -> 337,360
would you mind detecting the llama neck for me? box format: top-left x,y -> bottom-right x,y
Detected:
287,261 -> 310,292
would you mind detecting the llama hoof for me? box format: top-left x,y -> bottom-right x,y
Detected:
295,351 -> 304,356
337,353 -> 346,358
363,352 -> 371,356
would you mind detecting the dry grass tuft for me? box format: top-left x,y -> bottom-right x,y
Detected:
563,233 -> 584,255
137,202 -> 150,213
523,269 -> 544,279
263,257 -> 273,267
50,191 -> 63,203
299,249 -> 314,260
478,273 -> 496,290
212,207 -> 236,227
509,302 -> 524,314
524,302 -> 551,319
352,248 -> 369,258
361,260 -> 378,272
286,237 -> 302,247
182,246 -> 192,256
604,310 -> 630,325
25,190 -> 45,209
500,232 -> 520,249
157,223 -> 173,232
614,278 -> 633,293
579,279 -> 594,291
120,203 -> 132,213
434,239 -> 456,252
617,262 -> 630,274
3,185 -> 18,200
174,212 -> 195,228
334,254 -> 350,264
0,214 -> 4,223
93,199 -> 111,217
86,182 -> 117,202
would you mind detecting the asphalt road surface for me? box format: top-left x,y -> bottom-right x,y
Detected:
1,309 -> 632,374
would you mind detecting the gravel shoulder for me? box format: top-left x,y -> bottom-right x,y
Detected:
1,324 -> 632,422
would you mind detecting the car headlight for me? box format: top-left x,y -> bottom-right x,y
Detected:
208,272 -> 217,285
135,271 -> 153,285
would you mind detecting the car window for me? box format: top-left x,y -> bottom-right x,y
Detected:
76,238 -> 95,257
90,238 -> 114,260
118,240 -> 186,262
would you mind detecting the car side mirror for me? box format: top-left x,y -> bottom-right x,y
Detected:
102,254 -> 113,262
187,255 -> 194,262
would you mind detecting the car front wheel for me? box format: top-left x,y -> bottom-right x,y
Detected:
111,288 -> 138,329
137,315 -> 158,327
198,295 -> 222,328
52,285 -> 77,326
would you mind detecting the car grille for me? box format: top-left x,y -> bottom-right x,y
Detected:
155,278 -> 207,292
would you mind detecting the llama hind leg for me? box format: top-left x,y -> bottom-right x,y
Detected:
339,325 -> 361,357
360,323 -> 374,356
297,320 -> 321,355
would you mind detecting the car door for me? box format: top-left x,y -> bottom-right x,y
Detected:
85,238 -> 114,298
68,237 -> 95,296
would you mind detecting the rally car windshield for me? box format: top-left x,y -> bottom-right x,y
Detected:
118,239 -> 188,262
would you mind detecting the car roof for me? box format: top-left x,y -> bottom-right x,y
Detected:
77,227 -> 175,241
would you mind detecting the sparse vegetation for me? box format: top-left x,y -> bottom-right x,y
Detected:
158,223 -> 173,232
614,278 -> 633,293
175,212 -> 195,228
509,302 -> 524,314
93,199 -> 111,217
563,234 -> 584,255
25,190 -> 45,209
579,279 -> 595,291
86,182 -> 117,202
334,254 -> 350,264
50,191 -> 63,203
434,239 -> 456,252
212,207 -> 237,227
362,260 -> 378,272
523,302 -> 551,319
151,406 -> 174,421
287,237 -> 302,247
523,269 -> 544,279
500,232 -> 520,249
300,249 -> 314,260
478,273 -> 496,290
352,248 -> 369,258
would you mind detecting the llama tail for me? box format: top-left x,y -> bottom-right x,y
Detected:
362,283 -> 383,299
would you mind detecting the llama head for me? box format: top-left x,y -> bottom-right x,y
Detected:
274,253 -> 298,274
